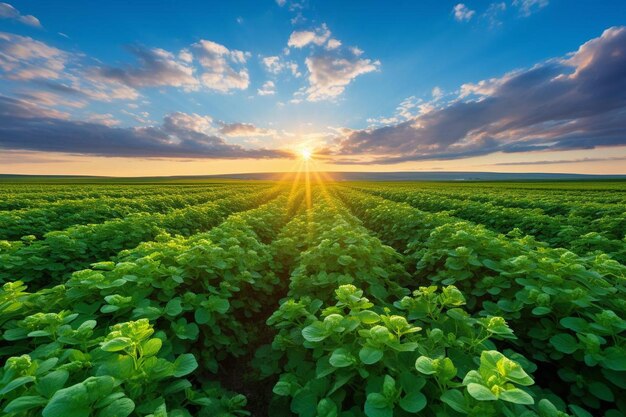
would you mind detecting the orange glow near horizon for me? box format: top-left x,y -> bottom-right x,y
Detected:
1,147 -> 626,176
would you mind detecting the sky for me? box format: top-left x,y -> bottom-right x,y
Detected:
0,0 -> 625,176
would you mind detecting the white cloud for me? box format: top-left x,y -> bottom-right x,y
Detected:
0,2 -> 42,27
483,2 -> 507,27
513,0 -> 549,17
432,86 -> 443,100
18,90 -> 87,109
193,40 -> 250,92
326,39 -> 342,50
258,80 -> 276,96
287,24 -> 380,101
163,112 -> 213,133
0,32 -> 67,80
261,55 -> 301,77
288,24 -> 331,48
305,50 -> 380,101
453,3 -> 475,22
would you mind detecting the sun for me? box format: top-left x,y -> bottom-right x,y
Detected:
300,148 -> 313,161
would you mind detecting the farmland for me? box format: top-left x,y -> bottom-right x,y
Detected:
0,180 -> 624,417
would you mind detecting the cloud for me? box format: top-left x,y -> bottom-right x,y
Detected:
276,0 -> 307,12
287,24 -> 380,101
17,90 -> 87,109
332,27 -> 626,164
326,39 -> 342,50
512,0 -> 549,17
0,2 -> 42,27
288,24 -> 331,48
453,4 -> 475,22
492,156 -> 626,166
91,45 -> 198,90
0,32 -> 67,80
483,2 -> 507,27
261,55 -> 300,77
219,122 -> 275,137
0,95 -> 289,159
192,40 -> 250,92
257,80 -> 276,96
432,86 -> 443,100
87,113 -> 120,127
0,33 -> 139,102
305,47 -> 380,101
90,40 -> 250,94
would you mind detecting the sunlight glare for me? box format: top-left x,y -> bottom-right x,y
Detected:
300,148 -> 313,161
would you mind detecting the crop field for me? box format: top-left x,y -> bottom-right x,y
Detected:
0,180 -> 625,417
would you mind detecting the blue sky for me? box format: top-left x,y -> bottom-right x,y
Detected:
1,0 -> 625,175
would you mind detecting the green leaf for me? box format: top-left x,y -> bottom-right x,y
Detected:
165,299 -> 183,316
3,328 -> 29,341
0,375 -> 35,395
4,395 -> 48,413
549,333 -> 578,354
43,383 -> 90,417
359,346 -> 383,365
466,383 -> 497,401
172,354 -> 198,377
291,388 -> 317,417
358,310 -> 381,324
441,389 -> 467,413
601,348 -> 626,371
337,255 -> 353,266
194,308 -> 210,324
499,388 -> 534,404
273,381 -> 292,396
532,306 -> 552,316
207,296 -> 229,314
37,370 -> 69,398
100,337 -> 132,352
415,356 -> 436,375
329,348 -> 354,368
97,398 -> 135,417
569,404 -> 594,417
141,338 -> 162,357
28,330 -> 52,337
301,322 -> 327,342
316,398 -> 338,417
399,391 -> 427,413
538,399 -> 560,417
365,393 -> 392,417
588,381 -> 614,402
560,317 -> 587,333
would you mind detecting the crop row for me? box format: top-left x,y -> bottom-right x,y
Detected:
0,185 -> 260,240
0,186 -> 278,287
0,184 -> 233,211
335,186 -> 626,416
0,183 -> 623,417
352,185 -> 626,263
352,182 -> 626,218
0,188 -> 301,417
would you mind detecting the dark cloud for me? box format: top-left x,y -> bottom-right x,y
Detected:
0,96 -> 289,159
219,122 -> 274,137
333,27 -> 626,164
91,45 -> 198,89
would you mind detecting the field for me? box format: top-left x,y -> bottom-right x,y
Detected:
0,180 -> 625,417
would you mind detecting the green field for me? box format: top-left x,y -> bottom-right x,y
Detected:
0,180 -> 625,417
